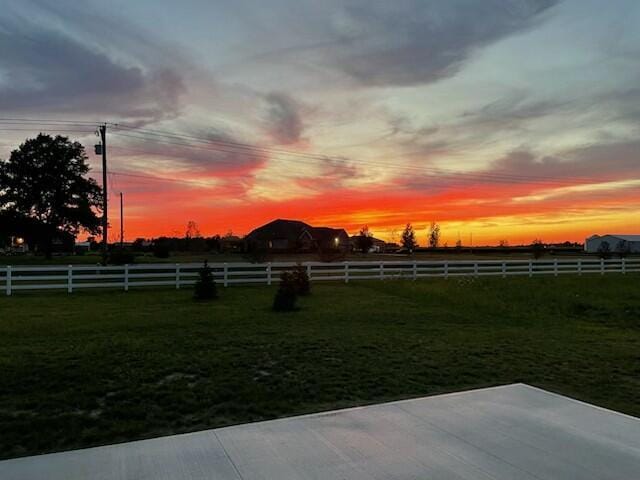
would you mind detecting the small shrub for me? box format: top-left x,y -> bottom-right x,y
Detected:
153,243 -> 170,258
194,260 -> 218,300
598,241 -> 611,259
273,271 -> 298,311
108,250 -> 136,265
244,243 -> 271,263
292,264 -> 311,296
317,248 -> 346,262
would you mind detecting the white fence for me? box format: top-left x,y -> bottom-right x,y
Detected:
1,258 -> 638,295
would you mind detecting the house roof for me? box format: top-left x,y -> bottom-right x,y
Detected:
598,234 -> 640,242
350,235 -> 386,244
246,219 -> 313,241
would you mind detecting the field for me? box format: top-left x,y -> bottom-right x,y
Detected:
0,250 -> 599,266
1,274 -> 639,459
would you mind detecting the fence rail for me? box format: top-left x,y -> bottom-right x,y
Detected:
0,258 -> 638,295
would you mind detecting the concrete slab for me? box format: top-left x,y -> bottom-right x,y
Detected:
2,384 -> 639,479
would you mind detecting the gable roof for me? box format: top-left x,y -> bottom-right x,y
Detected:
246,219 -> 312,241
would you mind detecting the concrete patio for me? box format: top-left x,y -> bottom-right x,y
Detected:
2,383 -> 639,479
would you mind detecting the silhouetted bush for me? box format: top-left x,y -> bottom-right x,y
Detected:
244,242 -> 270,263
293,264 -> 311,296
194,260 -> 218,300
273,271 -> 298,311
317,248 -> 346,263
531,239 -> 545,259
598,241 -> 611,259
153,243 -> 170,258
108,250 -> 135,265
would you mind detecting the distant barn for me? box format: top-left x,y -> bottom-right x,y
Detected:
585,234 -> 640,253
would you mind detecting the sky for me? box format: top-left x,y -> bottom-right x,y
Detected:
1,0 -> 639,245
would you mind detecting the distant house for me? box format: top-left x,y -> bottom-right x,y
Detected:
220,235 -> 244,252
350,235 -> 387,253
245,219 -> 349,252
585,234 -> 640,253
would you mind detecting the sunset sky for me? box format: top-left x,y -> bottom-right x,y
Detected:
1,0 -> 639,245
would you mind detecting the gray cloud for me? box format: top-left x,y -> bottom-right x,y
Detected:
0,15 -> 185,123
262,92 -> 305,145
321,0 -> 560,87
392,139 -> 640,193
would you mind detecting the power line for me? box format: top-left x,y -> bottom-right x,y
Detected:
110,123 -> 604,186
0,117 -> 628,188
110,129 -> 605,188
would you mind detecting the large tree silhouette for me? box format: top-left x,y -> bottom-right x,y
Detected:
0,134 -> 102,257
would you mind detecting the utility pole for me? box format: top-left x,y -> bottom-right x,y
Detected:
99,124 -> 108,264
120,192 -> 124,248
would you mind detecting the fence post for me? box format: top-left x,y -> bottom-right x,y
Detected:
578,259 -> 582,276
176,264 -> 181,289
600,258 -> 604,275
124,264 -> 129,291
444,261 -> 449,279
6,266 -> 11,296
267,262 -> 272,286
474,262 -> 478,278
554,259 -> 558,277
307,263 -> 312,282
345,261 -> 349,283
223,263 -> 228,287
67,265 -> 73,293
622,258 -> 626,274
502,261 -> 506,278
412,261 -> 417,280
528,261 -> 533,277
379,262 -> 384,280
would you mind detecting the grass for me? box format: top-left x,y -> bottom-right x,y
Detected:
1,274 -> 639,459
1,250 -> 606,266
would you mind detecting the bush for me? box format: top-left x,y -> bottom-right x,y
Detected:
317,248 -> 346,262
108,250 -> 136,265
244,243 -> 270,263
194,260 -> 218,300
153,243 -> 170,258
292,264 -> 311,296
273,271 -> 298,311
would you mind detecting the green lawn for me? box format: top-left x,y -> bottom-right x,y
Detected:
1,250 -> 602,266
1,275 -> 639,459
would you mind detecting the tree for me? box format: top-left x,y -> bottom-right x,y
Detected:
597,241 -> 611,259
0,134 -> 102,257
428,221 -> 440,248
531,239 -> 545,259
185,220 -> 201,239
401,223 -> 417,252
273,271 -> 298,311
499,239 -> 509,247
194,260 -> 218,300
355,225 -> 374,253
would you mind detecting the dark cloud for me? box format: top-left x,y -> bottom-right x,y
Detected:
262,93 -> 305,145
490,141 -> 640,181
392,139 -> 640,193
0,16 -> 185,123
111,126 -> 268,178
324,0 -> 560,87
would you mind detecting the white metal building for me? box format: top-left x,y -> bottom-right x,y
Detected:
585,234 -> 640,253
